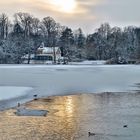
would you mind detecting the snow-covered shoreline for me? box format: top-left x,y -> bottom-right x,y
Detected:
0,63 -> 138,69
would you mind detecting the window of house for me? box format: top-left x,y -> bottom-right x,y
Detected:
36,56 -> 53,61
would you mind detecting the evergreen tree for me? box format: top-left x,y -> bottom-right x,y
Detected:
60,27 -> 74,61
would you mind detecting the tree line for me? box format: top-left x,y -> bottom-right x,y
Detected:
0,12 -> 140,64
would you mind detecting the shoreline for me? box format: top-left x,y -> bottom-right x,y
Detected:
0,90 -> 139,111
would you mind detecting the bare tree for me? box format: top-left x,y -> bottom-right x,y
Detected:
14,12 -> 33,39
41,17 -> 60,63
0,13 -> 9,39
32,18 -> 41,35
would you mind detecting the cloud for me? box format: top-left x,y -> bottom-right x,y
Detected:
94,0 -> 140,25
0,0 -> 139,33
0,0 -> 98,17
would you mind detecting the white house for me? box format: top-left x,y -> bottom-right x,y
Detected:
22,43 -> 62,64
35,45 -> 62,64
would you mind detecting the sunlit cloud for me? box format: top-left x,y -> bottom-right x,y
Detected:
0,0 -> 101,33
0,0 -> 99,15
0,0 -> 139,33
47,0 -> 77,13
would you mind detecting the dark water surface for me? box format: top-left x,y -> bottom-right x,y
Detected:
0,93 -> 140,140
19,93 -> 140,140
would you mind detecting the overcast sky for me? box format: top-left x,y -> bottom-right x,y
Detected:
0,0 -> 139,33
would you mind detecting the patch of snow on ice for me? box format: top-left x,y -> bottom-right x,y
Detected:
0,86 -> 32,100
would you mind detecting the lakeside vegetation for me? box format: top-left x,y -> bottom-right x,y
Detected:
0,13 -> 140,64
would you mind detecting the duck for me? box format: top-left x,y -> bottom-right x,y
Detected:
33,94 -> 38,100
17,102 -> 20,107
88,132 -> 96,137
33,94 -> 38,97
123,125 -> 128,128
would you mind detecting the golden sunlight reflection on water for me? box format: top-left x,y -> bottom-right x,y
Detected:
65,96 -> 73,115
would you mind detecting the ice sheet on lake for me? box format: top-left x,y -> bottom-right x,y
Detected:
0,65 -> 140,98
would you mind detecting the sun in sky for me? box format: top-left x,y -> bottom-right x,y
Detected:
49,0 -> 77,13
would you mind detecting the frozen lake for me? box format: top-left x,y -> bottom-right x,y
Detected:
0,64 -> 140,109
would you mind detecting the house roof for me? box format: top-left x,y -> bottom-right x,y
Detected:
22,54 -> 35,59
38,47 -> 60,54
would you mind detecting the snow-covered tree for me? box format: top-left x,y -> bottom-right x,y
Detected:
74,28 -> 86,60
0,13 -> 9,40
60,27 -> 74,61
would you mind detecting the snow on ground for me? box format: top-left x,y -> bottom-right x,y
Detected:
0,64 -> 140,109
69,60 -> 106,65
